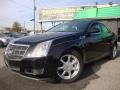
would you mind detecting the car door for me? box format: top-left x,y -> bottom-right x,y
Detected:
85,23 -> 106,62
99,23 -> 113,54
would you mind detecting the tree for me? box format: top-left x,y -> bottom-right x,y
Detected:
109,2 -> 113,6
81,6 -> 85,10
12,21 -> 22,32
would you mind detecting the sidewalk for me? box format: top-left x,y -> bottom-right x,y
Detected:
83,57 -> 120,90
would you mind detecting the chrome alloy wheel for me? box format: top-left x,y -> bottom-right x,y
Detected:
113,46 -> 117,58
57,55 -> 80,80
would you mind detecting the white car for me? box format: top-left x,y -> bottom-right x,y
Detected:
0,33 -> 13,47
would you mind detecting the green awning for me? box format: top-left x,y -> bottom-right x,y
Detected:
74,5 -> 120,19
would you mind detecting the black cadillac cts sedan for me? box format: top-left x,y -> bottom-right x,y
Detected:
4,20 -> 118,83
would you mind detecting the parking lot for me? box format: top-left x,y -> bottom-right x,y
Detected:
0,47 -> 120,90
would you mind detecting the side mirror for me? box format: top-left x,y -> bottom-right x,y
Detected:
86,28 -> 100,37
90,28 -> 100,33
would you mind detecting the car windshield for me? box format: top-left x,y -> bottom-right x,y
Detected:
48,21 -> 89,33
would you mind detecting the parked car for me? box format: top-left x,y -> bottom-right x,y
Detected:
4,20 -> 118,83
20,32 -> 28,36
0,33 -> 13,47
2,32 -> 27,38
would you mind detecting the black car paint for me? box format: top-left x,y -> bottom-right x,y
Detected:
4,20 -> 117,77
14,32 -> 79,45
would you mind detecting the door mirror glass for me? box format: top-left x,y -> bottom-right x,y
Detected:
86,24 -> 100,37
90,28 -> 100,33
88,24 -> 100,34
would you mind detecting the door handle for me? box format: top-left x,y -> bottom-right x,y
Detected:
79,36 -> 86,40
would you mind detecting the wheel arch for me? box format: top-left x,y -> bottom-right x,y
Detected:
59,46 -> 86,63
111,39 -> 118,48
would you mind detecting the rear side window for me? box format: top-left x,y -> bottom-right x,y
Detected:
100,24 -> 111,33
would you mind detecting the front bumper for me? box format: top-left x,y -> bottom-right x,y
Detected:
4,56 -> 56,78
3,41 -> 9,46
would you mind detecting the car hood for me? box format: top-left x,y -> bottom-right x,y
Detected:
13,32 -> 79,45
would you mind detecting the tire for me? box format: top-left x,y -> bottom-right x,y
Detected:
0,41 -> 3,47
110,45 -> 117,59
55,50 -> 84,83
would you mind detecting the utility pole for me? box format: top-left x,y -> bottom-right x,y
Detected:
24,21 -> 26,32
33,0 -> 36,34
95,2 -> 98,17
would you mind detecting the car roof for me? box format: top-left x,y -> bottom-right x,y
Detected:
70,19 -> 98,24
70,19 -> 99,28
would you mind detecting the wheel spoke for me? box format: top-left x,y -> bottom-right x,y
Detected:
72,67 -> 79,71
60,59 -> 66,64
62,71 -> 66,76
72,60 -> 79,67
68,55 -> 71,62
71,59 -> 77,65
57,66 -> 64,70
68,71 -> 72,78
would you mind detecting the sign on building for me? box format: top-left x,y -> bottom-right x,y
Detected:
39,7 -> 82,21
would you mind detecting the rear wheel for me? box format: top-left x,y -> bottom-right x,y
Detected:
110,45 -> 117,59
56,50 -> 84,83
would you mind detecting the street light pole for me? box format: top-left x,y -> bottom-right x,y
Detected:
24,21 -> 26,32
33,0 -> 36,34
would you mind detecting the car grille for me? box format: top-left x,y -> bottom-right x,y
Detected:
5,43 -> 29,61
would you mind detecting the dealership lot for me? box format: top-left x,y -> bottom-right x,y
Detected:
0,47 -> 120,90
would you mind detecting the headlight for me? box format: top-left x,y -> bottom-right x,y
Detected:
26,40 -> 53,58
1,38 -> 7,42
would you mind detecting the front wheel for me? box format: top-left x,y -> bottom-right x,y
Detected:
56,50 -> 84,83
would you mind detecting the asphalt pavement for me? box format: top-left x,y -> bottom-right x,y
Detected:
0,47 -> 120,90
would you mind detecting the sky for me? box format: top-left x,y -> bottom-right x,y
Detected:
0,0 -> 120,30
